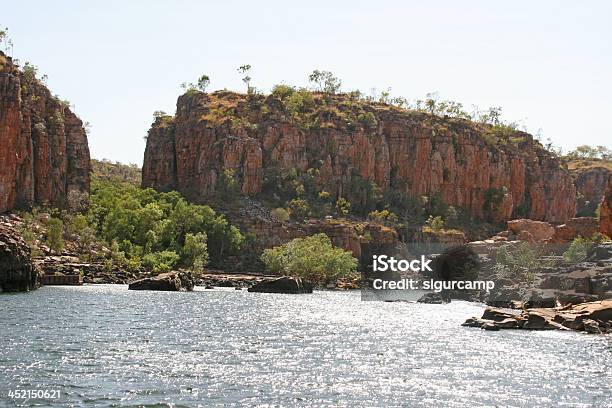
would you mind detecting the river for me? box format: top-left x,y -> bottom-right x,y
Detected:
1,285 -> 611,407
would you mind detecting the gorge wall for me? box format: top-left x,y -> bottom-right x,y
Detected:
143,90 -> 576,223
0,51 -> 90,213
569,162 -> 610,217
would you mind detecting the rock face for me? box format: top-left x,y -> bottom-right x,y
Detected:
483,217 -> 599,245
0,223 -> 39,292
600,175 -> 612,237
0,51 -> 90,212
143,91 -> 576,223
570,163 -> 610,217
247,276 -> 314,294
462,300 -> 612,333
128,271 -> 195,291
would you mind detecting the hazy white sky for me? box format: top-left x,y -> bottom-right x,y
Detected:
3,0 -> 611,164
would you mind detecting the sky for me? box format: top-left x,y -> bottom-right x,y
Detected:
3,0 -> 611,165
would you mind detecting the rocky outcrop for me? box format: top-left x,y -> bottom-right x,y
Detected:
0,51 -> 90,212
569,162 -> 610,217
600,175 -> 612,237
128,271 -> 195,291
481,217 -> 599,245
462,300 -> 612,333
0,223 -> 39,292
143,91 -> 576,223
247,276 -> 314,294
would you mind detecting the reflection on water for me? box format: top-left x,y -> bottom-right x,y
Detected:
1,285 -> 611,407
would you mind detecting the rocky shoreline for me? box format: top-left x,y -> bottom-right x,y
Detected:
463,300 -> 612,334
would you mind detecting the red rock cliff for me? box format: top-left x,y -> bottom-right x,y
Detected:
0,52 -> 90,212
568,161 -> 610,217
143,91 -> 576,223
600,175 -> 612,237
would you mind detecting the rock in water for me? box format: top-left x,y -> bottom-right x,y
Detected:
0,224 -> 39,292
247,276 -> 313,294
128,271 -> 194,291
462,300 -> 612,334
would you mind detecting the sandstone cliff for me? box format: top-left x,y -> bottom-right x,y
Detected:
143,90 -> 576,223
600,175 -> 612,237
0,219 -> 39,292
0,51 -> 90,212
568,160 -> 611,217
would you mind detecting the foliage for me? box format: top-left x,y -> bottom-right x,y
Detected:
46,217 -> 64,253
217,168 -> 241,199
89,179 -> 243,268
197,74 -> 210,92
142,250 -> 180,275
494,242 -> 547,283
270,207 -> 290,222
261,233 -> 358,284
368,209 -> 399,225
565,145 -> 611,160
91,159 -> 141,185
182,232 -> 209,269
425,215 -> 444,231
287,198 -> 311,220
238,64 -> 252,93
335,197 -> 351,216
308,70 -> 342,94
563,234 -> 610,262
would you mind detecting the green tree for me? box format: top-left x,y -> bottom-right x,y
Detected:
261,233 -> 358,284
182,232 -> 209,269
308,70 -> 342,94
197,74 -> 210,92
238,64 -> 252,93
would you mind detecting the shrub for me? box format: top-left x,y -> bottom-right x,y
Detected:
142,250 -> 180,273
270,207 -> 290,222
217,169 -> 241,199
425,215 -> 444,231
287,198 -> 311,220
261,233 -> 358,284
368,209 -> 398,225
271,84 -> 295,99
46,217 -> 64,253
563,236 -> 592,262
335,197 -> 351,216
494,242 -> 549,283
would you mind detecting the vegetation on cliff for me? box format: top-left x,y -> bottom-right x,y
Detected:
18,160 -> 244,275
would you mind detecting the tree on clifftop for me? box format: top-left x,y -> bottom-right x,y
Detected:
238,64 -> 252,93
308,70 -> 342,94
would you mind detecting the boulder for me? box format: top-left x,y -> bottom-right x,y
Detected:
417,292 -> 450,304
507,219 -> 555,242
552,217 -> 599,243
128,271 -> 194,291
247,276 -> 313,294
0,223 -> 39,292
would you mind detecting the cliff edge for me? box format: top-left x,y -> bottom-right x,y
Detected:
0,51 -> 90,212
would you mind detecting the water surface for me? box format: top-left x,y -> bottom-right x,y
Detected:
1,285 -> 611,407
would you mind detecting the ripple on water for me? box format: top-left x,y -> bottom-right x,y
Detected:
0,285 -> 611,407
